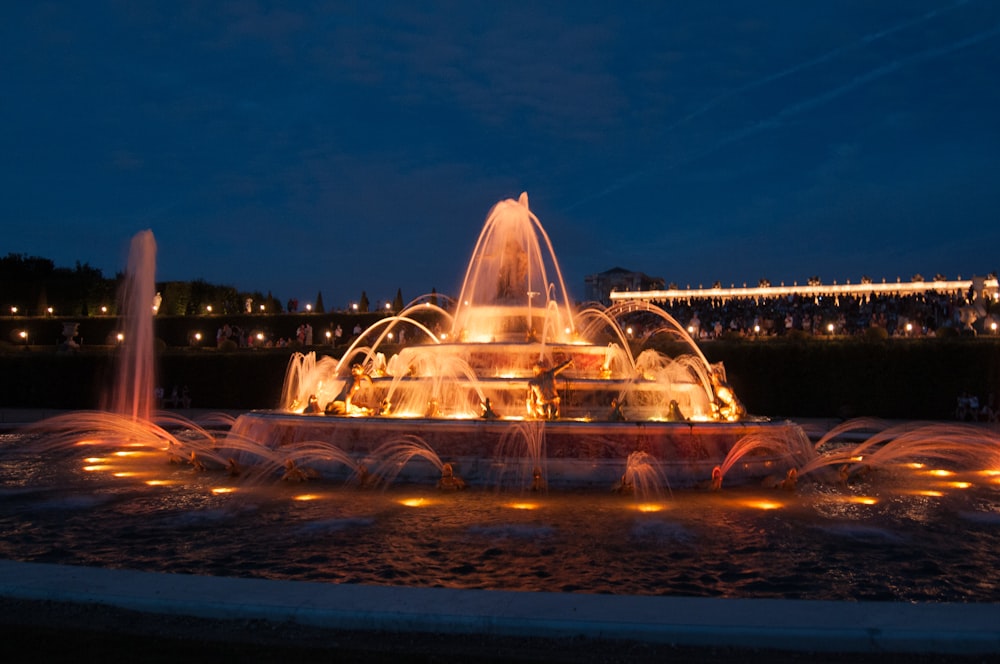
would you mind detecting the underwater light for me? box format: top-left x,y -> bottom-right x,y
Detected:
744,499 -> 783,510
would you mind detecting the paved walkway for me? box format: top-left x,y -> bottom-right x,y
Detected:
0,560 -> 998,660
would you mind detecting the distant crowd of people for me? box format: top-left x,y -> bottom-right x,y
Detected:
213,321 -> 365,349
646,289 -> 997,339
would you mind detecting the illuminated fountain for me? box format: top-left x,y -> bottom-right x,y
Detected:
230,193 -> 807,488
4,213 -> 1000,606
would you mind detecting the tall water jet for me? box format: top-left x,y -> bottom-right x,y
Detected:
106,230 -> 158,421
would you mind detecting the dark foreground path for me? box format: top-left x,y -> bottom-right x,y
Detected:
2,597 -> 994,664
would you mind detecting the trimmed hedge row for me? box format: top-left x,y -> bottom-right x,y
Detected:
1,339 -> 998,418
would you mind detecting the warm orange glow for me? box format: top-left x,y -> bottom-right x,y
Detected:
507,502 -> 539,510
145,479 -> 174,486
847,496 -> 878,505
926,469 -> 954,477
979,469 -> 1000,477
913,490 -> 944,497
84,457 -> 106,463
83,464 -> 111,472
73,439 -> 102,446
400,497 -> 429,507
294,494 -> 321,501
112,472 -> 137,478
634,503 -> 665,512
744,499 -> 783,510
211,487 -> 236,495
907,462 -> 925,469
946,481 -> 972,489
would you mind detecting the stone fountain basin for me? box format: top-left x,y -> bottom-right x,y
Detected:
230,412 -> 800,488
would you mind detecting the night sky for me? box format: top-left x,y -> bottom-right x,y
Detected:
3,1 -> 999,309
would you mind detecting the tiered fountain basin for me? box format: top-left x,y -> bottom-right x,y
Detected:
230,411 -> 800,488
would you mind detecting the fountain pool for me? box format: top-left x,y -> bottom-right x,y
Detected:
2,195 -> 999,608
2,425 -> 1000,603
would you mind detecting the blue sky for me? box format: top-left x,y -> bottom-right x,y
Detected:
3,1 -> 999,308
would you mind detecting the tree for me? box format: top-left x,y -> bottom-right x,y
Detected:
392,288 -> 404,313
315,291 -> 325,313
359,291 -> 369,313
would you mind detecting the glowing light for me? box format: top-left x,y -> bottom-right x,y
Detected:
116,332 -> 125,342
114,450 -> 142,457
847,496 -> 878,505
507,502 -> 539,510
979,469 -> 1000,477
744,499 -> 783,510
914,490 -> 944,497
194,332 -> 202,342
907,462 -> 925,469
400,498 -> 428,507
294,494 -> 321,501
73,439 -> 101,446
306,304 -> 313,312
84,457 -> 106,463
634,503 -> 665,513
47,307 -> 53,315
145,480 -> 174,487
10,306 -> 17,314
206,305 -> 213,313
83,464 -> 111,472
113,472 -> 137,478
927,469 -> 954,477
947,481 -> 972,489
212,487 -> 236,495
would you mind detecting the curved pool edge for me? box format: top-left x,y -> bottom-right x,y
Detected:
1,559 -> 997,657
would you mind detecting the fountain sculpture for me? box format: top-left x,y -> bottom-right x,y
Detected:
229,193 -> 806,488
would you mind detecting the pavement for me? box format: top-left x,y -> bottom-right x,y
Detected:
2,408 -> 999,661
